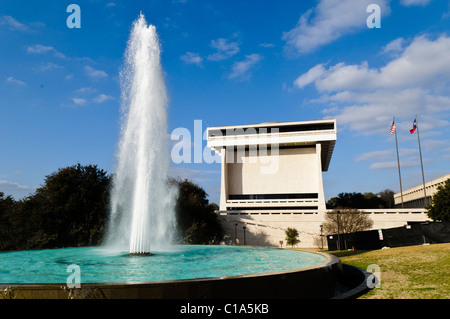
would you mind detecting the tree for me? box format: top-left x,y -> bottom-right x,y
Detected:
426,179 -> 450,222
33,163 -> 111,248
327,191 -> 392,209
0,164 -> 111,251
378,189 -> 395,208
171,178 -> 224,244
285,227 -> 300,248
323,208 -> 373,250
323,208 -> 373,235
327,192 -> 369,209
313,236 -> 324,250
363,192 -> 386,208
0,192 -> 17,250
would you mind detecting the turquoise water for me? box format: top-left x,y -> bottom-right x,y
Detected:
0,245 -> 326,284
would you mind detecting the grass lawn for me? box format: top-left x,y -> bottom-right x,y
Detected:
327,243 -> 450,299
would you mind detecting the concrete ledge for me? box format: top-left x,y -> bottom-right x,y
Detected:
0,251 -> 342,299
332,264 -> 373,299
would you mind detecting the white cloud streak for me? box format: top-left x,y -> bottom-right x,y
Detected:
92,94 -> 114,103
400,0 -> 432,7
27,44 -> 66,59
180,52 -> 203,66
72,93 -> 114,106
72,98 -> 87,106
282,0 -> 390,55
6,76 -> 26,86
33,62 -> 63,72
84,65 -> 108,80
0,15 -> 30,32
207,38 -> 240,61
0,180 -> 33,190
295,34 -> 450,134
381,38 -> 406,55
355,148 -> 417,163
228,54 -> 262,80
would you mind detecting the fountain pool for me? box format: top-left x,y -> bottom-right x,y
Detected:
0,245 -> 344,299
0,246 -> 326,284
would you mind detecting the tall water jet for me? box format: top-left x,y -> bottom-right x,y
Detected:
105,13 -> 177,254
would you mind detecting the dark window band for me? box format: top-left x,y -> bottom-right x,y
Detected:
229,193 -> 318,200
227,206 -> 318,211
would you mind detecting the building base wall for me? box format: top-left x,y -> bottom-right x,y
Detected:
219,211 -> 325,248
218,209 -> 431,248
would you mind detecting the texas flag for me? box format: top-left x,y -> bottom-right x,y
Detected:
410,118 -> 417,134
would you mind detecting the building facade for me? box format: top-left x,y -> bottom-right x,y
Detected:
206,119 -> 337,213
394,173 -> 450,208
207,119 -> 431,248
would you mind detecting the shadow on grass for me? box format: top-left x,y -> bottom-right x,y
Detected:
324,249 -> 373,258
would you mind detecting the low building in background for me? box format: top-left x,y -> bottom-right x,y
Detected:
394,173 -> 450,208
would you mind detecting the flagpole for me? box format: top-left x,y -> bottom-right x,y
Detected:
415,114 -> 427,207
394,116 -> 404,208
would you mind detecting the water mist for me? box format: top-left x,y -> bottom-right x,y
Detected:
105,13 -> 177,254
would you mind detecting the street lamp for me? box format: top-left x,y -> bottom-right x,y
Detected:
336,210 -> 341,251
320,224 -> 324,250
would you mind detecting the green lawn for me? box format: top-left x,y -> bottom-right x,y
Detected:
328,243 -> 450,299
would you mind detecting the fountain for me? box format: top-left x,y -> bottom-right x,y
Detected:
0,14 -> 367,300
105,13 -> 177,255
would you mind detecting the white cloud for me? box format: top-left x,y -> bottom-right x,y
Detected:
295,34 -> 450,134
369,157 -> 424,170
0,180 -> 30,189
207,38 -> 240,61
422,139 -> 450,152
26,44 -> 66,59
259,43 -> 275,48
84,65 -> 108,80
308,35 -> 450,92
282,0 -> 390,54
26,44 -> 53,54
76,87 -> 97,94
0,180 -> 35,199
294,64 -> 327,89
6,76 -> 26,86
355,148 -> 417,163
71,93 -> 114,106
400,0 -> 432,7
228,54 -> 262,80
0,15 -> 30,32
0,180 -> 33,191
33,62 -> 63,72
93,94 -> 114,103
180,52 -> 203,66
381,38 -> 406,55
72,98 -> 87,106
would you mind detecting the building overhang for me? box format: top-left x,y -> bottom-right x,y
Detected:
206,119 -> 337,171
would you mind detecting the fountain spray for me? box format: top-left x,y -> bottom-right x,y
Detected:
106,13 -> 177,255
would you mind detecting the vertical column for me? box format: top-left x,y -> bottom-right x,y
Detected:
219,147 -> 228,211
316,143 -> 326,211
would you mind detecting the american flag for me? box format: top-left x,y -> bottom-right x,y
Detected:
389,121 -> 396,134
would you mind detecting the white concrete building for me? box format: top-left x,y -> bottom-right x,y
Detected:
207,119 -> 430,248
206,119 -> 337,212
394,173 -> 450,208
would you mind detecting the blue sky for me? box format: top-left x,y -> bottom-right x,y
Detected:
1,0 -> 450,205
